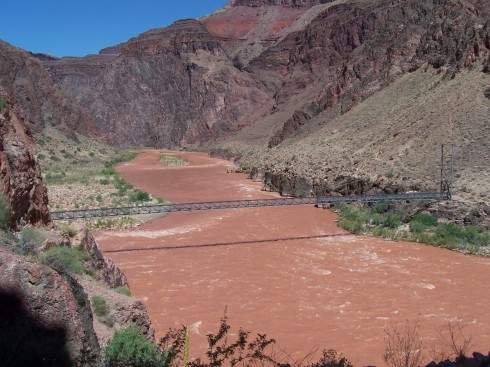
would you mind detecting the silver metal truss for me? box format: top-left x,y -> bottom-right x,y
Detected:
440,144 -> 455,200
51,192 -> 447,221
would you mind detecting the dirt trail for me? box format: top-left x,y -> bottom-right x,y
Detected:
96,151 -> 490,366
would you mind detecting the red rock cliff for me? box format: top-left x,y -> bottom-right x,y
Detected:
0,97 -> 50,228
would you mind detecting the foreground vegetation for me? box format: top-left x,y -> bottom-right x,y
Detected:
105,310 -> 354,367
338,203 -> 490,256
104,309 -> 483,367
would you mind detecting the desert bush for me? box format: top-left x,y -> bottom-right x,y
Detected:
57,224 -> 77,237
130,190 -> 150,203
41,246 -> 86,275
339,216 -> 363,234
20,226 -> 44,243
114,286 -> 131,297
370,213 -> 387,226
91,295 -> 108,317
411,214 -> 438,228
15,227 -> 45,256
105,326 -> 171,367
409,221 -> 428,233
383,318 -> 424,367
430,320 -> 473,361
0,194 -> 10,228
0,97 -> 8,111
310,349 -> 353,367
92,295 -> 114,327
375,202 -> 390,214
386,213 -> 404,229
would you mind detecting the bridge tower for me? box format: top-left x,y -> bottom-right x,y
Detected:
440,144 -> 455,200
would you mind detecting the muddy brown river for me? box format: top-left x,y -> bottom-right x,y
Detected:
95,151 -> 490,366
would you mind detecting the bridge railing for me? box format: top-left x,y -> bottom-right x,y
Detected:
51,192 -> 446,221
315,192 -> 446,205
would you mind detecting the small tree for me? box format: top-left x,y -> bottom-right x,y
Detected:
105,326 -> 171,367
160,309 -> 277,367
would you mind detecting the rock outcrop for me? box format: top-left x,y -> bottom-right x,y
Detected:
80,229 -> 128,288
0,248 -> 100,366
0,40 -> 99,137
42,19 -> 268,148
0,97 -> 50,228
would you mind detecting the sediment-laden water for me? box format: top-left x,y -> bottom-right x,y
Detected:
96,151 -> 490,366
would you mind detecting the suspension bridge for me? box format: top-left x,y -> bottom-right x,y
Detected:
51,191 -> 448,220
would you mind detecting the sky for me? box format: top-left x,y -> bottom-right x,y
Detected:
1,0 -> 228,57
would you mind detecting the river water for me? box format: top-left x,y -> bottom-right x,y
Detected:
95,150 -> 490,366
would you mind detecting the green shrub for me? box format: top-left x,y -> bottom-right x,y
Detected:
20,227 -> 44,244
57,224 -> 77,237
105,326 -> 170,367
374,202 -> 389,214
91,295 -> 108,317
41,247 -> 86,275
370,213 -> 387,226
386,213 -> 403,229
339,217 -> 363,234
99,178 -> 110,185
130,190 -> 150,202
0,97 -> 8,111
114,286 -> 131,297
435,223 -> 490,247
371,226 -> 390,238
411,214 -> 438,227
0,194 -> 10,228
409,221 -> 427,233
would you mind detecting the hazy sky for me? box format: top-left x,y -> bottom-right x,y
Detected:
1,0 -> 228,57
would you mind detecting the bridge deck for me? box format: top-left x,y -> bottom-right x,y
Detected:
51,192 -> 446,220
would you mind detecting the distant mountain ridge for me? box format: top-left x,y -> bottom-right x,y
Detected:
2,0 -> 488,214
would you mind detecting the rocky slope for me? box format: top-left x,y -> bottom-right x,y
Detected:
0,225 -> 156,365
0,96 -> 50,228
30,0 -> 490,214
42,19 -> 268,148
0,40 -> 99,137
209,0 -> 490,210
0,247 -> 100,366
